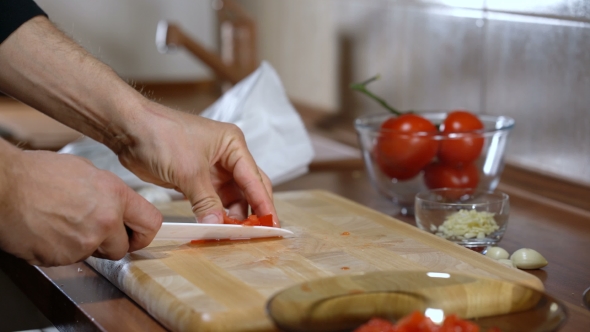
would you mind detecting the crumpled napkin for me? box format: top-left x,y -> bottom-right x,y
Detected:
58,61 -> 314,201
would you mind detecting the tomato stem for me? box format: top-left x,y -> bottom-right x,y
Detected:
350,75 -> 403,116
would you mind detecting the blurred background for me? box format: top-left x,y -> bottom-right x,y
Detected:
1,1 -> 589,330
1,0 -> 588,185
2,0 -> 589,185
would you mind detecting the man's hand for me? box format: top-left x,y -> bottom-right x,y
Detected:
0,142 -> 162,267
118,101 -> 278,226
0,15 -> 278,233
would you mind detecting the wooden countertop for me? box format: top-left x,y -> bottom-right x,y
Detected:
1,166 -> 589,331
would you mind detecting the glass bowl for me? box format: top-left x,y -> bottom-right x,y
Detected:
415,188 -> 510,251
354,112 -> 514,215
266,271 -> 567,332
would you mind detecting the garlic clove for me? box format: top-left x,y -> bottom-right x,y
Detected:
485,247 -> 510,260
497,259 -> 515,268
510,248 -> 548,269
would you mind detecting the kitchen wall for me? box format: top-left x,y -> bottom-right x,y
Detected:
35,0 -> 216,81
20,1 -> 590,186
239,0 -> 590,187
237,0 -> 339,111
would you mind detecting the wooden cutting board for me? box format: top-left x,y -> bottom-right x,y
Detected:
86,190 -> 542,332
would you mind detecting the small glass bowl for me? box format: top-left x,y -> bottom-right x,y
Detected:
354,112 -> 514,215
414,188 -> 510,251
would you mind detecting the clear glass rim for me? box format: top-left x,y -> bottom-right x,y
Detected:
354,112 -> 515,138
415,188 -> 509,206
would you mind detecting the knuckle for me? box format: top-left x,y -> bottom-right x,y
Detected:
96,170 -> 124,190
191,195 -> 220,214
138,208 -> 163,236
79,236 -> 100,255
95,210 -> 122,233
76,253 -> 92,263
148,210 -> 164,233
225,124 -> 246,141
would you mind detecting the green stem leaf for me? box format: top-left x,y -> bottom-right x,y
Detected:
350,75 -> 403,116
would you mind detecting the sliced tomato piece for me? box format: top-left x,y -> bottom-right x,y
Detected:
440,314 -> 480,332
222,213 -> 274,227
395,311 -> 438,332
353,317 -> 398,332
258,214 -> 273,227
355,312 -> 489,332
223,214 -> 241,225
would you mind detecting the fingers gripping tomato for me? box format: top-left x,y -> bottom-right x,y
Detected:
375,114 -> 439,180
438,110 -> 484,166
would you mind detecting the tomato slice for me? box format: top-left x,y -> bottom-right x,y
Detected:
258,214 -> 274,227
223,214 -> 241,225
222,213 -> 274,227
395,311 -> 439,331
242,215 -> 259,226
353,318 -> 398,332
439,314 -> 480,332
354,311 -> 492,332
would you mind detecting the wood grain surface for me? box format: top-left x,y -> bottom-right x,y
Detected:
87,190 -> 541,332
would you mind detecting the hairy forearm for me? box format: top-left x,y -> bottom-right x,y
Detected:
0,16 -> 147,153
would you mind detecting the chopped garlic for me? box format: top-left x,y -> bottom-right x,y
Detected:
435,209 -> 499,240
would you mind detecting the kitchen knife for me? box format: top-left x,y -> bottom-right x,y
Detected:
154,216 -> 294,241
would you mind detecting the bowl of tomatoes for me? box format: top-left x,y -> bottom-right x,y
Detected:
354,110 -> 514,215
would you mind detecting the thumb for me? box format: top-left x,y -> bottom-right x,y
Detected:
122,186 -> 163,252
183,176 -> 225,224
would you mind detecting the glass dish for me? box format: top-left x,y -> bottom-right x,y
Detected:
414,188 -> 510,251
266,271 -> 567,332
354,112 -> 514,215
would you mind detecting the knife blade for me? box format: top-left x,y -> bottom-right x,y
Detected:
155,216 -> 294,241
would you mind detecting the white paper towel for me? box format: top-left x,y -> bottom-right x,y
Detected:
58,62 -> 314,196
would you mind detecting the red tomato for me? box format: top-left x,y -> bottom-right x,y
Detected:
223,214 -> 241,224
353,318 -> 398,332
354,312 -> 490,332
439,314 -> 480,332
258,214 -> 274,227
395,311 -> 439,331
375,114 -> 439,180
242,215 -> 260,226
223,214 -> 274,227
424,162 -> 479,190
438,110 -> 484,166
